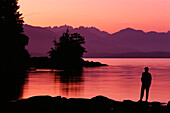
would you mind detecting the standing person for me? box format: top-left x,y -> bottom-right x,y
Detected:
139,67 -> 152,102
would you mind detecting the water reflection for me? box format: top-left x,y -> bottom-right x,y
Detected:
55,69 -> 84,97
22,69 -> 84,99
22,59 -> 170,103
0,72 -> 28,102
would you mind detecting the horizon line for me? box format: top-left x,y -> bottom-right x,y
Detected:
24,24 -> 170,34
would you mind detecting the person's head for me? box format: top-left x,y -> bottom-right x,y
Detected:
144,67 -> 149,72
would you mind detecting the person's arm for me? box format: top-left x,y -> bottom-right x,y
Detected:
150,74 -> 152,84
141,73 -> 144,83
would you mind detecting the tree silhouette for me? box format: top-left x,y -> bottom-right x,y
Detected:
48,29 -> 86,69
0,0 -> 30,72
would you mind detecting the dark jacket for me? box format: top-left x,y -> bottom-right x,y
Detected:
141,72 -> 152,87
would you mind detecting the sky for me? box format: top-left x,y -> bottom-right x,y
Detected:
19,0 -> 170,33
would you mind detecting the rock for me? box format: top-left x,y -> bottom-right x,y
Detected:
4,95 -> 170,113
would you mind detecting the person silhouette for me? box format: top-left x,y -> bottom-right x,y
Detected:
139,67 -> 152,102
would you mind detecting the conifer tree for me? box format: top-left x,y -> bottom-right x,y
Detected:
48,29 -> 86,69
0,0 -> 30,72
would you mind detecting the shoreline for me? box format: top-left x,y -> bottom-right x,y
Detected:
29,57 -> 108,69
6,95 -> 170,113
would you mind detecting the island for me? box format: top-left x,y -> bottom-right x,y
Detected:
29,29 -> 108,69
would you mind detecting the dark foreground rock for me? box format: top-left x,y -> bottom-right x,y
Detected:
3,95 -> 170,113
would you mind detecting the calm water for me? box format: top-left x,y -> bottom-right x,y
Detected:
22,58 -> 170,103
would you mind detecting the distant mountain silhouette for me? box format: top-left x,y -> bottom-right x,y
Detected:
24,25 -> 56,56
23,25 -> 170,57
112,28 -> 170,52
100,52 -> 170,58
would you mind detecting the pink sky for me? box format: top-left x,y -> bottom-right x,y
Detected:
19,0 -> 170,33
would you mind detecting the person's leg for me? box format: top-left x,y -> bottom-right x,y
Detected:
140,85 -> 145,101
146,87 -> 150,101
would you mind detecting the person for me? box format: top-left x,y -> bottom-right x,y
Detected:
139,67 -> 152,102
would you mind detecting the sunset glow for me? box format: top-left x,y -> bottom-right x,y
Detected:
19,0 -> 170,33
22,58 -> 170,103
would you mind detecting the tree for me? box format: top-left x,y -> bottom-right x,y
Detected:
48,29 -> 86,69
0,0 -> 30,72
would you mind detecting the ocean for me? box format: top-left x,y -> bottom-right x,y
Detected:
21,58 -> 170,103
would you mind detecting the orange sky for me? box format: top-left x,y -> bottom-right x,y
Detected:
19,0 -> 170,33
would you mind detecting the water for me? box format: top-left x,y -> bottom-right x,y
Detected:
22,58 -> 170,103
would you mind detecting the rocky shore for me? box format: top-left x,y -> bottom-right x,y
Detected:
3,95 -> 170,113
29,57 -> 108,69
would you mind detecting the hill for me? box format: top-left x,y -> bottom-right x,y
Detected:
23,25 -> 170,58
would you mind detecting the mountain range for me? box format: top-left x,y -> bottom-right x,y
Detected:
23,24 -> 170,58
